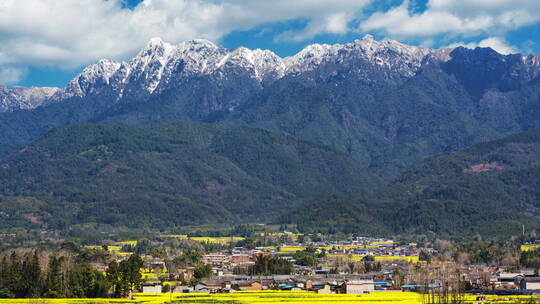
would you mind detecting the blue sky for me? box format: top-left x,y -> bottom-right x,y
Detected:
1,0 -> 539,88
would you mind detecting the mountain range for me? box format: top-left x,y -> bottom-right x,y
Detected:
1,36 -> 540,236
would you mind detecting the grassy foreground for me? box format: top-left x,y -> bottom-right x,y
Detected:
0,291 -> 539,304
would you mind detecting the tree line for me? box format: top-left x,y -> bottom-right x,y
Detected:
0,251 -> 143,299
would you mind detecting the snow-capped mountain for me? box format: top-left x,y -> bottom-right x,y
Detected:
22,35 -> 448,104
1,35 -> 540,182
2,35 -> 539,114
0,86 -> 60,112
283,35 -> 440,76
58,37 -> 287,101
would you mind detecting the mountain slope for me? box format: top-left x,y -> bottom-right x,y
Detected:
223,49 -> 540,177
291,129 -> 540,237
385,128 -> 540,235
0,122 -> 377,229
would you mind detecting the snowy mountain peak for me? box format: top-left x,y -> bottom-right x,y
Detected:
62,58 -> 122,98
189,38 -> 218,47
4,36 -> 539,114
362,34 -> 375,41
33,36 -> 457,102
178,39 -> 220,53
140,37 -> 175,56
0,86 -> 60,112
147,37 -> 166,48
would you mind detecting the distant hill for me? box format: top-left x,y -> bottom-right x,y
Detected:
292,129 -> 540,237
0,122 -> 378,230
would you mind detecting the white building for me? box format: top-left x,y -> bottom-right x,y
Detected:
342,279 -> 374,294
142,284 -> 162,293
521,278 -> 540,290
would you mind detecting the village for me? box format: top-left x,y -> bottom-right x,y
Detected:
76,232 -> 540,296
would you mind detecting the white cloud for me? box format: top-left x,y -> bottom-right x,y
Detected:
359,0 -> 540,39
0,66 -> 26,85
0,0 -> 538,86
276,12 -> 355,42
446,37 -> 518,55
477,37 -> 519,54
0,0 -> 371,70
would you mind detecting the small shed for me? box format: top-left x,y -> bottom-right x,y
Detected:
142,284 -> 162,293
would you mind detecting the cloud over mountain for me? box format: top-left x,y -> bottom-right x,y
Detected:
360,0 -> 540,39
0,0 -> 371,68
1,0 -> 540,86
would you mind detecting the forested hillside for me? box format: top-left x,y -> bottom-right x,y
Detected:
0,122 -> 377,230
293,129 -> 540,237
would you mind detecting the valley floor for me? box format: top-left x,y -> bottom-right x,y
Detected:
0,291 -> 539,304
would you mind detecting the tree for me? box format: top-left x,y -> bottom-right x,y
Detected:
106,261 -> 123,298
420,250 -> 432,263
163,284 -> 172,293
362,255 -> 375,262
194,265 -> 212,280
21,252 -> 41,297
0,250 -> 112,299
293,247 -> 319,266
71,264 -> 109,298
44,255 -> 64,298
118,255 -> 144,298
173,249 -> 202,267
249,254 -> 293,275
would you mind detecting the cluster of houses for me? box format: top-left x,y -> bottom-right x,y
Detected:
490,270 -> 540,291
126,236 -> 540,295
196,239 -> 422,276
143,275 -> 375,294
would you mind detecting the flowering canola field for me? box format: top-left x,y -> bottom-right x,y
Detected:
521,244 -> 540,252
2,291 -> 539,304
159,235 -> 245,244
0,291 -> 423,304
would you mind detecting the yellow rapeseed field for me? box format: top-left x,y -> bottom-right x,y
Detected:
189,236 -> 245,244
326,254 -> 420,263
372,241 -> 394,245
118,241 -> 138,246
0,291 -> 539,304
374,256 -> 420,263
521,244 -> 540,252
160,235 -> 188,238
267,245 -> 379,253
159,235 -> 245,244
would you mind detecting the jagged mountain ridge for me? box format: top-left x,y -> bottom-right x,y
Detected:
2,36 -> 539,114
1,35 -> 453,112
1,36 -> 540,179
0,85 -> 60,112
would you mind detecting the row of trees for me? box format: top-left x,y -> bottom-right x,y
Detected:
249,254 -> 294,275
293,247 -> 324,266
0,251 -> 143,299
